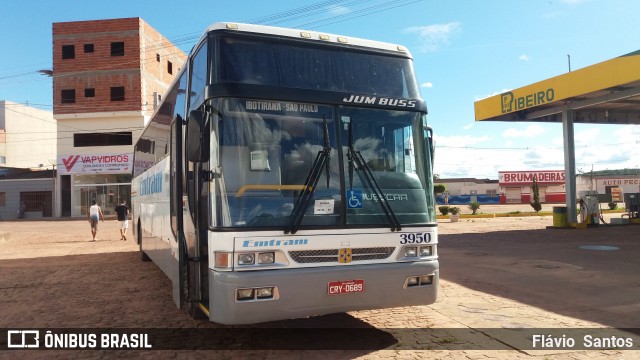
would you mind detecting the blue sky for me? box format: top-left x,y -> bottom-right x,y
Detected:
1,0 -> 639,178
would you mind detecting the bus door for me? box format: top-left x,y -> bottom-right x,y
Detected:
184,107 -> 211,317
182,40 -> 211,317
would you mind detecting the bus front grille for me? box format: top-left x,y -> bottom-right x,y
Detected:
289,247 -> 395,263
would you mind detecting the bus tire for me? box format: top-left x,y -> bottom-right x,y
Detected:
182,257 -> 208,320
138,222 -> 150,262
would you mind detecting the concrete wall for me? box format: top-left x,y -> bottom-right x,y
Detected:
0,178 -> 54,220
0,101 -> 56,168
436,180 -> 499,196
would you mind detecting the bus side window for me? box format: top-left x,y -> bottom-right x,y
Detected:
170,72 -> 188,234
189,42 -> 208,110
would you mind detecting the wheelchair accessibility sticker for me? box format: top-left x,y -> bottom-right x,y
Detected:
347,190 -> 363,209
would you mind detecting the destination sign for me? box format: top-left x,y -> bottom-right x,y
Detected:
244,101 -> 320,113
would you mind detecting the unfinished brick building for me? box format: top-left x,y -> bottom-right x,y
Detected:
52,17 -> 186,217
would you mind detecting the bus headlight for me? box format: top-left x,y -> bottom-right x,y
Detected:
235,287 -> 279,302
419,246 -> 432,257
258,252 -> 275,264
396,244 -> 436,261
420,275 -> 433,285
233,250 -> 289,269
236,288 -> 254,300
238,253 -> 255,265
256,287 -> 274,299
406,276 -> 419,287
404,247 -> 418,257
404,274 -> 434,288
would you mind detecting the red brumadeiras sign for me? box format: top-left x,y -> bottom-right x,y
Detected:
499,170 -> 565,185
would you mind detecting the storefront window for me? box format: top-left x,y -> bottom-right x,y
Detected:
74,174 -> 131,216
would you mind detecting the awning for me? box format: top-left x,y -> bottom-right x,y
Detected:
473,50 -> 640,226
475,50 -> 640,124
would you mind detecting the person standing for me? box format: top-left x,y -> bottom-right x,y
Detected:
88,200 -> 104,241
115,200 -> 130,241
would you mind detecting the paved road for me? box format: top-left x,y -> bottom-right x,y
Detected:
0,217 -> 638,359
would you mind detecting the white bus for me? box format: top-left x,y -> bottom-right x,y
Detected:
132,23 -> 438,324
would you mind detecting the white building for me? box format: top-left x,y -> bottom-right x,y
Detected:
435,178 -> 500,204
0,100 -> 56,169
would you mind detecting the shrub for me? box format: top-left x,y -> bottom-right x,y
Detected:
449,207 -> 461,215
530,177 -> 542,212
468,201 -> 480,215
608,202 -> 617,210
530,201 -> 542,212
438,206 -> 450,215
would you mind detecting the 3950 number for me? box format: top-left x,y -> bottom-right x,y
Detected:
399,232 -> 431,244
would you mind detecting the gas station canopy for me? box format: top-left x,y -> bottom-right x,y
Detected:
473,50 -> 640,225
474,50 -> 640,124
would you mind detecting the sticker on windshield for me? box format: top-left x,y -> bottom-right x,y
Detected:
314,199 -> 335,215
346,190 -> 363,209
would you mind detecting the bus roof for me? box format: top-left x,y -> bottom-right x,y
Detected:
201,22 -> 412,58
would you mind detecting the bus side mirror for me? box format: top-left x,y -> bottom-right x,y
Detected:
426,126 -> 435,165
187,110 -> 207,162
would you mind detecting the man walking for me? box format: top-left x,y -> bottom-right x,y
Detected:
115,199 -> 130,241
88,200 -> 104,241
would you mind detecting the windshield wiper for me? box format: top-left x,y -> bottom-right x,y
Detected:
285,117 -> 331,234
347,122 -> 401,232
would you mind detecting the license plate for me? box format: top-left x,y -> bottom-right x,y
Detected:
327,279 -> 364,295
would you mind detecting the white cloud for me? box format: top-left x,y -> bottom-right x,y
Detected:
519,54 -> 530,61
328,5 -> 349,15
502,124 -> 546,138
574,127 -> 600,145
613,124 -> 640,142
582,125 -> 640,170
435,134 -> 491,147
462,122 -> 474,130
475,89 -> 512,101
421,82 -> 433,88
434,124 -> 640,179
404,22 -> 461,53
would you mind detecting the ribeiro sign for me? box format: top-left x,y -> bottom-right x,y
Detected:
501,88 -> 555,113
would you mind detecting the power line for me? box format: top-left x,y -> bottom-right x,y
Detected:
295,0 -> 423,29
245,0 -> 356,24
0,0 -> 423,88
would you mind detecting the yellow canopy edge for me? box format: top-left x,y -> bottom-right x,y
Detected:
474,51 -> 640,121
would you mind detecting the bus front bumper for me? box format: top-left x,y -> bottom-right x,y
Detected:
208,261 -> 438,324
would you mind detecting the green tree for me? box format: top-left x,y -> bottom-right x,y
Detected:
530,177 -> 542,212
468,201 -> 480,215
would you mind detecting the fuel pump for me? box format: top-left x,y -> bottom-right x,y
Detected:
578,190 -> 600,226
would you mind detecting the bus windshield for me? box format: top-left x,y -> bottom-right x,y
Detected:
211,98 -> 434,229
219,36 -> 420,98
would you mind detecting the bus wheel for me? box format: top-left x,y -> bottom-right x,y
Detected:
138,222 -> 150,262
182,256 -> 207,320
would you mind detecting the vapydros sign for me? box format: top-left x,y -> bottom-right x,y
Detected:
58,153 -> 132,174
